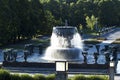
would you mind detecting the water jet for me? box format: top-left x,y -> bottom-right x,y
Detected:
43,26 -> 84,62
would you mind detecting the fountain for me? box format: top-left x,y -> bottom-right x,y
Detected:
43,26 -> 84,61
2,26 -> 112,74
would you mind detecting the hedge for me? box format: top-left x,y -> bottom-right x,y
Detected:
0,69 -> 109,80
0,69 -> 10,80
71,74 -> 109,80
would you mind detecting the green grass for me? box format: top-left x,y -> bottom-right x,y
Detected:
1,38 -> 50,50
116,38 -> 120,41
31,38 -> 50,45
84,39 -> 101,44
112,38 -> 120,44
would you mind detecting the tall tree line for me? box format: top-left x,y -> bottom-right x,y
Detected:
0,0 -> 57,46
43,0 -> 120,26
0,0 -> 120,46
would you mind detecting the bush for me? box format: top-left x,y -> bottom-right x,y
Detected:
20,74 -> 33,80
88,75 -> 109,80
0,69 -> 109,80
0,69 -> 10,80
71,74 -> 86,80
71,74 -> 109,80
46,74 -> 55,80
68,78 -> 72,80
34,74 -> 46,80
89,76 -> 102,80
10,74 -> 21,80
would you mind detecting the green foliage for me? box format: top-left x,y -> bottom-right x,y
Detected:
88,75 -> 109,80
0,0 -> 56,46
10,74 -> 21,80
84,39 -> 101,44
79,24 -> 83,30
97,37 -> 107,40
0,0 -> 120,46
98,0 -> 119,26
34,74 -> 46,80
0,69 -> 109,80
71,74 -> 86,80
20,74 -> 33,80
0,69 -> 10,80
71,74 -> 109,80
46,74 -> 55,80
86,15 -> 97,30
68,78 -> 72,80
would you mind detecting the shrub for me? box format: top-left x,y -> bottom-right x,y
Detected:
68,78 -> 72,80
10,74 -> 21,80
71,75 -> 109,80
0,69 -> 109,80
34,74 -> 46,80
20,74 -> 33,80
71,74 -> 86,80
0,69 -> 10,80
46,74 -> 55,80
88,75 -> 109,80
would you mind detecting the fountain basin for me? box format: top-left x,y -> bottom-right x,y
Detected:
43,47 -> 84,61
43,26 -> 83,61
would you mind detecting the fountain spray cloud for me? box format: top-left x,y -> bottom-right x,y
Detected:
43,26 -> 84,61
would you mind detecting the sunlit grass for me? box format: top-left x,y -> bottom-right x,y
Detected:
84,38 -> 103,44
1,38 -> 50,50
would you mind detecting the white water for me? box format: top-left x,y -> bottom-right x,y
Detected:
71,33 -> 83,49
51,33 -> 83,49
43,26 -> 84,61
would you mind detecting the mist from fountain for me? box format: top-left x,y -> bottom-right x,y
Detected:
43,26 -> 84,61
51,27 -> 83,49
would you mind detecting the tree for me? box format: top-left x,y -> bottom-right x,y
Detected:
0,0 -> 17,44
69,1 -> 86,26
43,10 -> 57,34
86,15 -> 97,30
98,0 -> 119,26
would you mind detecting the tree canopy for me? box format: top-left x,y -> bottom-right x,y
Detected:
0,0 -> 120,46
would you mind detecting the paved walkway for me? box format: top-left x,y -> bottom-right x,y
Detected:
101,28 -> 120,40
97,28 -> 120,80
115,75 -> 120,80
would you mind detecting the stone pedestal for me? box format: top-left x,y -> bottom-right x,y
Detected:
109,66 -> 114,80
55,72 -> 67,80
38,44 -> 43,54
24,44 -> 33,55
24,50 -> 29,62
0,62 -> 2,68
